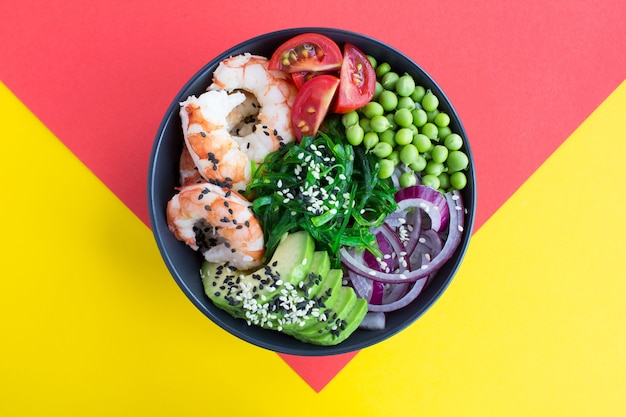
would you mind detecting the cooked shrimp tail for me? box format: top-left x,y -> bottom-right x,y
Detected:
166,183 -> 264,270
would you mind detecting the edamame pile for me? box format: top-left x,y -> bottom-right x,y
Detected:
341,56 -> 469,193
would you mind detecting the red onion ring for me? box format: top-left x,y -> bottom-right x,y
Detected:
366,276 -> 429,312
341,191 -> 464,284
395,185 -> 450,232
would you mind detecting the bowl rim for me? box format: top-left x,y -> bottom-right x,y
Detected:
148,26 -> 476,356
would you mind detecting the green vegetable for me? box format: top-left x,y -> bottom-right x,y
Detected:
247,120 -> 398,267
395,74 -> 416,97
341,57 -> 471,193
421,90 -> 439,112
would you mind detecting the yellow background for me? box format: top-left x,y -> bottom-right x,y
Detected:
1,80 -> 625,416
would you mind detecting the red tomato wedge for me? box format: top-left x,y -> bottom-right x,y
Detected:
269,33 -> 343,73
291,70 -> 335,89
333,43 -> 376,114
291,75 -> 340,141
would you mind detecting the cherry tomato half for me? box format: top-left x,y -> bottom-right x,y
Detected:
291,74 -> 340,141
333,43 -> 376,114
269,33 -> 343,73
291,70 -> 335,89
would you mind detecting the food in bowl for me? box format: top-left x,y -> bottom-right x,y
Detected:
149,28 -> 475,354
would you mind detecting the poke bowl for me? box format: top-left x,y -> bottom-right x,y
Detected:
148,27 -> 476,356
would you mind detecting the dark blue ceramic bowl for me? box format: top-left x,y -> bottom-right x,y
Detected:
148,27 -> 476,356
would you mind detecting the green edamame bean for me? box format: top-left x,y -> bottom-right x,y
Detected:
359,117 -> 373,133
399,144 -> 419,165
425,160 -> 444,176
438,172 -> 451,189
421,174 -> 440,190
373,81 -> 384,101
410,85 -> 426,103
342,111 -> 359,127
373,141 -> 394,158
409,155 -> 427,172
444,133 -> 463,150
397,96 -> 415,110
381,71 -> 399,90
376,62 -> 391,78
394,128 -> 413,146
394,108 -> 413,128
378,159 -> 395,179
399,171 -> 417,188
421,122 -> 439,140
434,112 -> 450,127
387,150 -> 400,165
438,126 -> 452,140
345,124 -> 364,146
378,90 -> 398,112
446,150 -> 469,172
361,102 -> 384,119
363,131 -> 380,151
450,171 -> 467,190
421,90 -> 439,112
370,115 -> 391,133
426,109 -> 439,122
395,74 -> 416,97
379,129 -> 396,145
412,133 -> 432,153
431,145 -> 449,164
411,108 -> 428,127
366,55 -> 377,69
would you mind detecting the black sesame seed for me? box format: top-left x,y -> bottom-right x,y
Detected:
200,131 -> 206,137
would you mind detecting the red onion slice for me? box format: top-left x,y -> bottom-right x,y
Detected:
395,185 -> 450,232
341,191 -> 464,283
367,276 -> 429,312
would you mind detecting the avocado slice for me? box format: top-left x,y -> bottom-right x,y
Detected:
201,230 -> 367,346
292,286 -> 358,345
201,261 -> 244,317
313,297 -> 367,346
299,251 -> 331,299
279,264 -> 342,334
201,231 -> 315,319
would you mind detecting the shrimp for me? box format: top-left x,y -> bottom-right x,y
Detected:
179,145 -> 204,186
179,90 -> 252,192
208,53 -> 298,163
166,183 -> 264,270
